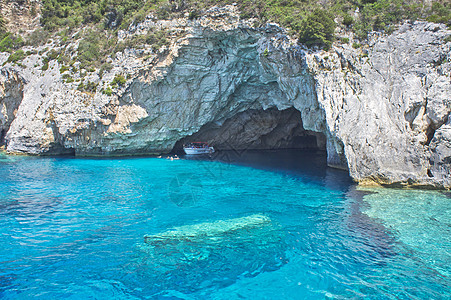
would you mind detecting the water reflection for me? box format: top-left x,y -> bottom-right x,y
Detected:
182,149 -> 353,191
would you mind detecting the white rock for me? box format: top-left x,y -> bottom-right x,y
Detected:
0,7 -> 450,188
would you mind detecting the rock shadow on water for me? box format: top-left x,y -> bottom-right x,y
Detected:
0,195 -> 63,219
132,214 -> 288,294
180,149 -> 353,191
344,187 -> 399,265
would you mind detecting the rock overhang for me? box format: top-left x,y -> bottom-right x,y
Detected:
0,6 -> 449,188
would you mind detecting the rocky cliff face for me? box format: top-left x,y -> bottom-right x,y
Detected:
0,69 -> 23,145
313,22 -> 451,188
0,0 -> 40,33
0,5 -> 450,188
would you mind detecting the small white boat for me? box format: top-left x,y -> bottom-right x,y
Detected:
183,142 -> 214,155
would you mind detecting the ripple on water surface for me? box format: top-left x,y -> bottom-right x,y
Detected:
0,151 -> 449,299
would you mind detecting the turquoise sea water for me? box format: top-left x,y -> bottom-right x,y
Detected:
0,150 -> 449,299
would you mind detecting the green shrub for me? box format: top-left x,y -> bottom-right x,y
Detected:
102,86 -> 113,96
34,0 -> 451,48
188,9 -> 201,20
77,81 -> 97,92
124,34 -> 147,49
39,47 -> 49,55
77,30 -> 103,67
47,49 -> 60,60
352,42 -> 361,49
41,0 -> 150,31
62,74 -> 74,83
343,14 -> 354,26
30,5 -> 37,17
114,41 -> 126,53
445,35 -> 451,43
0,33 -> 24,53
145,29 -> 169,50
352,0 -> 442,38
60,65 -> 69,73
84,81 -> 98,92
426,2 -> 451,28
82,2 -> 103,24
111,74 -> 126,87
77,29 -> 117,69
155,3 -> 172,19
57,53 -> 70,64
132,10 -> 147,25
340,37 -> 349,44
6,49 -> 25,63
298,9 -> 336,50
24,0 -> 451,57
42,61 -> 49,71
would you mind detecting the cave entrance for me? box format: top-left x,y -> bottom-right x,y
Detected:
0,129 -> 5,146
173,107 -> 326,153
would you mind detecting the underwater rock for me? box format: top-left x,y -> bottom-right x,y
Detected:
360,187 -> 451,276
144,213 -> 271,245
136,213 -> 286,293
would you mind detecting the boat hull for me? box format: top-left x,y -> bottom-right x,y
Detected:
183,147 -> 214,155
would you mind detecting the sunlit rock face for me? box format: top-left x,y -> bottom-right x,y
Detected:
4,6 -> 329,158
121,17 -> 326,157
0,5 -> 450,187
312,21 -> 451,187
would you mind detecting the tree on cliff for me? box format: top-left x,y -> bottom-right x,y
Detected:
297,9 -> 336,50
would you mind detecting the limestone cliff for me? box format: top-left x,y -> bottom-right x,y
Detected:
313,22 -> 451,188
0,69 -> 23,145
0,6 -> 450,188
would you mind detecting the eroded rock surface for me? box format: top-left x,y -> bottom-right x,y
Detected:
312,22 -> 451,187
0,6 -> 450,187
0,69 -> 23,145
0,0 -> 40,33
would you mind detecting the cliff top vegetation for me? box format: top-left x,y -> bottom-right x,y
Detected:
37,0 -> 450,40
1,0 -> 450,51
0,0 -> 449,69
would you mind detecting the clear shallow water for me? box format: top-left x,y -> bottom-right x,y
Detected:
0,151 -> 449,299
